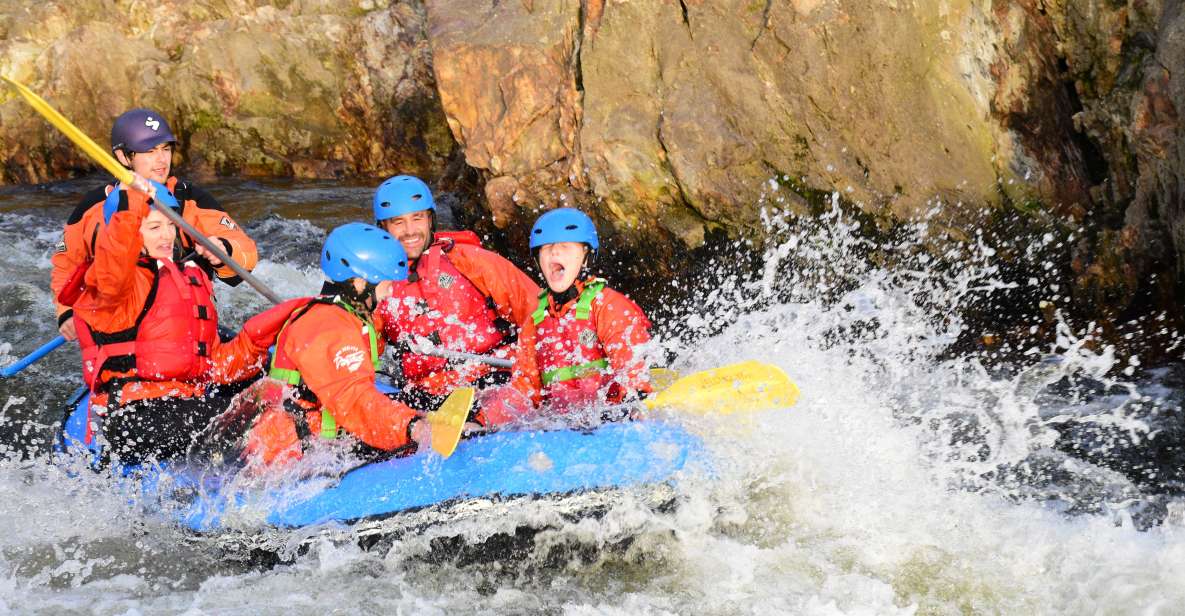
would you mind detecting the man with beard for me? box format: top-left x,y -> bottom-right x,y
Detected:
372,176 -> 539,414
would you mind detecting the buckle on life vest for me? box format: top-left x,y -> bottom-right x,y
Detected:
194,305 -> 210,320
187,275 -> 202,287
196,341 -> 209,357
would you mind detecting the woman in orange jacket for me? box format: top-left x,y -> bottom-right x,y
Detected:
242,223 -> 432,468
479,208 -> 653,426
52,109 -> 258,342
70,186 -> 283,466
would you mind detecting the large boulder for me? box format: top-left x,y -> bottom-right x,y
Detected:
423,0 -> 1184,338
425,0 -> 1095,253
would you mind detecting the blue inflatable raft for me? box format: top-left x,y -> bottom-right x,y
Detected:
57,390 -> 706,532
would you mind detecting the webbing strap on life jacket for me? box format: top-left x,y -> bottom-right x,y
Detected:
534,280 -> 609,385
411,234 -> 481,301
417,244 -> 444,302
267,297 -> 380,440
541,358 -> 610,386
531,279 -> 606,325
318,409 -> 338,440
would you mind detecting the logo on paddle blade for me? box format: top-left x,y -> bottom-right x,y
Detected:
333,346 -> 366,372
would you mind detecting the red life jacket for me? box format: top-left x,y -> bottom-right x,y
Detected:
75,257 -> 220,394
531,279 -> 610,405
384,232 -> 509,384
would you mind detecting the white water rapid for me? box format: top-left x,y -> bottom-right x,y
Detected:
0,180 -> 1182,614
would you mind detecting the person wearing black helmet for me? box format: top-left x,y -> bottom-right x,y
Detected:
51,108 -> 259,342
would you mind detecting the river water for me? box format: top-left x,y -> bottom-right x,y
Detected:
0,178 -> 1182,614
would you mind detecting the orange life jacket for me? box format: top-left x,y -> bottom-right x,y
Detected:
531,279 -> 610,405
384,231 -> 510,386
75,257 -> 219,394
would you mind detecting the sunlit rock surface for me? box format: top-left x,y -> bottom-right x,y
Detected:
0,0 -> 1181,338
0,0 -> 453,181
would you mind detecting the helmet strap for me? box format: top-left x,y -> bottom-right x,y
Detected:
322,280 -> 379,315
113,148 -> 134,171
582,244 -> 596,270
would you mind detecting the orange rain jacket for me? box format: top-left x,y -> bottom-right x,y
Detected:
244,301 -> 419,466
52,177 -> 258,327
71,196 -> 270,406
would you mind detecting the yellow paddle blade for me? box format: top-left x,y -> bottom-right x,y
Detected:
2,76 -> 134,186
644,361 -> 799,415
425,386 -> 475,458
648,367 -> 680,392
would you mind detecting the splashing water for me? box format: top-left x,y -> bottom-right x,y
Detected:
0,182 -> 1183,612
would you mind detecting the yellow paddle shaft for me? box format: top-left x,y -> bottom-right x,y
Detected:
2,76 -> 135,186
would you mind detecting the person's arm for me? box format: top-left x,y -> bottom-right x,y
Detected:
593,289 -> 653,397
448,244 -> 541,328
473,320 -> 543,427
178,181 -> 259,283
207,298 -> 313,384
508,320 -> 543,403
207,333 -> 268,384
51,190 -> 106,338
86,189 -> 148,307
292,312 -> 418,451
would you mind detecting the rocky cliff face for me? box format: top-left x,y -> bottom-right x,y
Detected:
0,0 -> 454,181
1,0 -> 1181,348
1055,0 -> 1185,324
433,0 -> 1064,248
425,0 -> 1183,342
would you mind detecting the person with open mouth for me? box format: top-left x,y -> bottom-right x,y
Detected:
477,208 -> 654,426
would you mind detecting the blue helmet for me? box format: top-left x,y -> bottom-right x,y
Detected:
320,223 -> 409,284
529,208 -> 599,251
111,108 -> 176,154
373,175 -> 435,222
